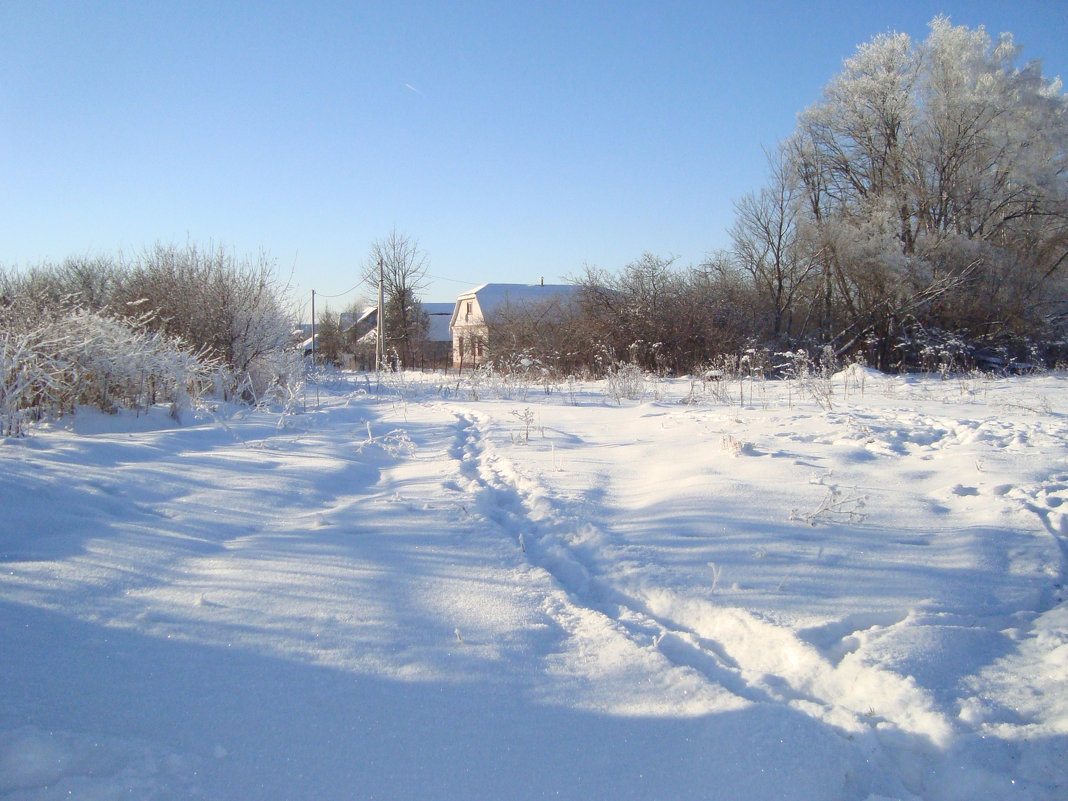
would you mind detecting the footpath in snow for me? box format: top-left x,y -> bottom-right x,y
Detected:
1,368 -> 1066,800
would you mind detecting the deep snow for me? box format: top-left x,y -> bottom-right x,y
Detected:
1,368 -> 1066,800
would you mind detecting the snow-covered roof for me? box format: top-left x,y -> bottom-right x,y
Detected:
454,283 -> 580,323
355,306 -> 377,326
423,302 -> 454,343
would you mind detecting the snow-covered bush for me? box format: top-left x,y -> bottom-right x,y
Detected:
603,361 -> 647,404
2,244 -> 299,409
778,348 -> 836,410
1,327 -> 65,437
115,243 -> 295,401
0,302 -> 219,436
485,354 -> 562,400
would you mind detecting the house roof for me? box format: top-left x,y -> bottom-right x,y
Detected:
355,305 -> 377,326
351,302 -> 452,345
423,303 -> 454,343
452,283 -> 580,327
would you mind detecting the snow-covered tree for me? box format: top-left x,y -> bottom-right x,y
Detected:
779,16 -> 1068,365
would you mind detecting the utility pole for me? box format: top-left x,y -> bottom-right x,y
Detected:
376,256 -> 385,371
310,289 -> 319,407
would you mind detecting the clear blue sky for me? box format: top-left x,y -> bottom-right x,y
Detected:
3,1 -> 1066,315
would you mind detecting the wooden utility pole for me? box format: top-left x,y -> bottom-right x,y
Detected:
311,289 -> 319,407
376,256 -> 385,370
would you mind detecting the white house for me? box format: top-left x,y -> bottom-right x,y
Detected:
449,283 -> 581,369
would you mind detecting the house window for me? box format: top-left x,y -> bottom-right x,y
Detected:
465,301 -> 472,321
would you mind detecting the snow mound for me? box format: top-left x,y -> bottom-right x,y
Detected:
832,363 -> 888,384
0,727 -> 203,800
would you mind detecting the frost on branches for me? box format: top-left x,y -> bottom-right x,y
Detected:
1,244 -> 301,436
731,16 -> 1068,369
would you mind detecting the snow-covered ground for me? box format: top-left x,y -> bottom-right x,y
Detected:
2,368 -> 1066,800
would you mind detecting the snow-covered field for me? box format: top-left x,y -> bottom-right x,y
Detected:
2,368 -> 1066,800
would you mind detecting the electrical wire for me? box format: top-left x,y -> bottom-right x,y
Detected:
426,272 -> 479,286
314,277 -> 370,299
313,271 -> 477,303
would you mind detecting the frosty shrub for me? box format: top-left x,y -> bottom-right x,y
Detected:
0,255 -> 121,317
0,242 -> 299,434
0,302 -> 219,435
779,349 -> 835,410
603,361 -> 647,404
484,354 -> 561,400
510,408 -> 537,444
115,243 -> 296,401
791,483 -> 868,526
55,308 -> 218,417
1,326 -> 65,437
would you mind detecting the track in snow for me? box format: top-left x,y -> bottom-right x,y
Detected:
448,410 -> 954,762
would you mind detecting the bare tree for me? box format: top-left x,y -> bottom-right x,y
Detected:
361,229 -> 430,367
483,294 -> 586,375
730,146 -> 820,340
114,243 -> 295,396
576,254 -> 739,375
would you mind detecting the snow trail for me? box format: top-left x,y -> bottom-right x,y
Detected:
3,373 -> 1067,799
452,410 -> 955,747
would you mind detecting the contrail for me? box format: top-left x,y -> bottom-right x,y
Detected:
405,83 -> 423,96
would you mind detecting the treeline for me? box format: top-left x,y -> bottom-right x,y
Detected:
490,18 -> 1068,376
1,243 -> 297,435
481,256 -> 768,377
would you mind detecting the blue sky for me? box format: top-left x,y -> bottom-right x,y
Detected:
3,1 -> 1066,314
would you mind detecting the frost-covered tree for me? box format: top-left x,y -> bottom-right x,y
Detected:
779,16 -> 1068,366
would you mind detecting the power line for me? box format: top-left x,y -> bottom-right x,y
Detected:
315,277 -> 370,299
311,272 -> 475,308
426,272 -> 479,286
